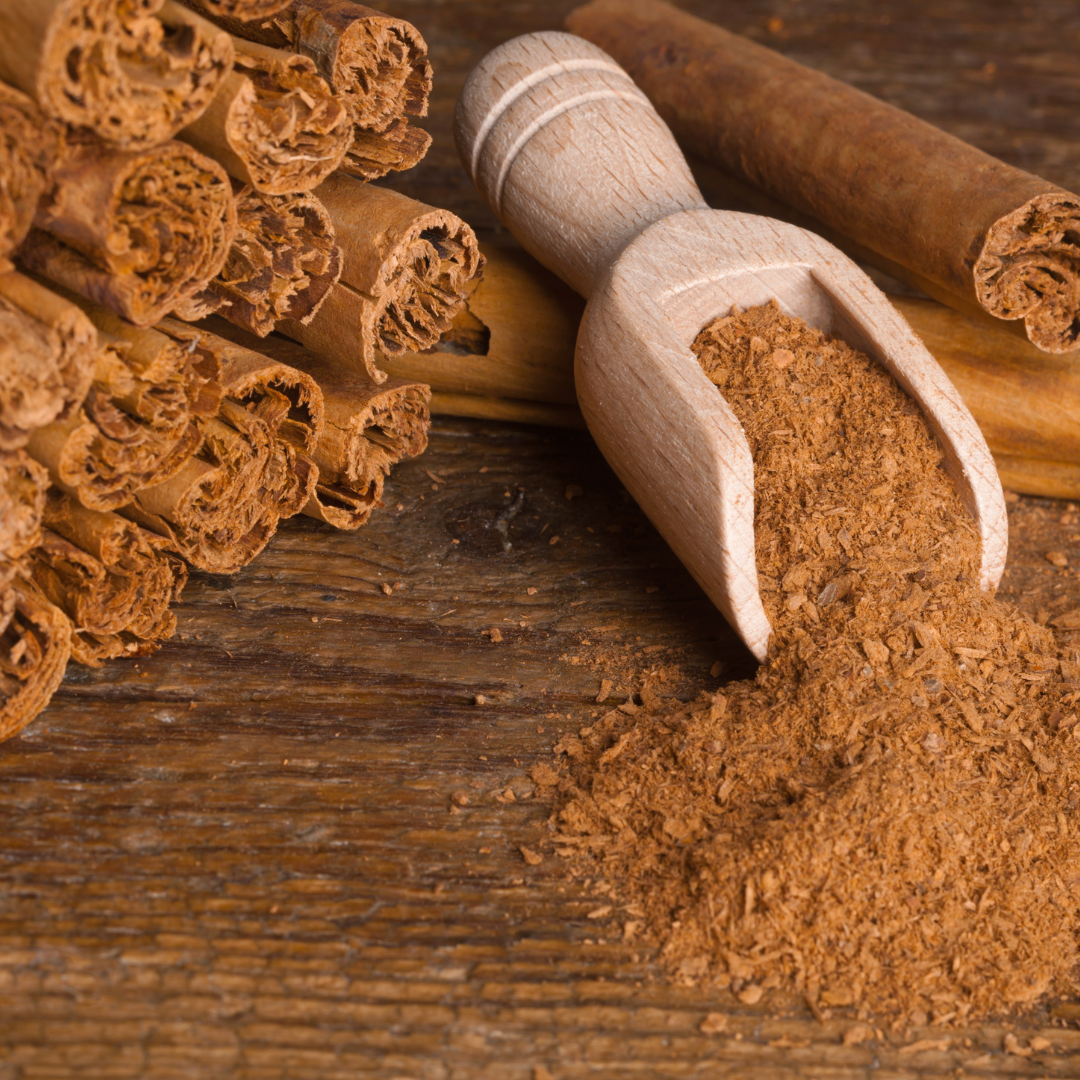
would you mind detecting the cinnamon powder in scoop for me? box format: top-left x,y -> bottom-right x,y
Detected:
549,302 -> 1080,1023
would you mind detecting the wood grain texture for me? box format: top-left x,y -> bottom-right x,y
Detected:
6,2 -> 1080,1076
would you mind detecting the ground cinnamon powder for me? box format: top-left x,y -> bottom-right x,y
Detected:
548,301 -> 1080,1024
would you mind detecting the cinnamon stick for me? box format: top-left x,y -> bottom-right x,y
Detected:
0,271 -> 98,450
115,314 -> 327,570
201,321 -> 428,528
567,0 -> 1080,354
890,295 -> 1080,467
395,242 -> 1080,499
993,456 -> 1080,501
428,392 -> 586,431
22,292 -> 223,511
0,82 -> 64,260
0,450 -> 49,563
179,37 -> 351,195
185,0 -> 293,22
196,0 -> 432,181
19,140 -> 237,327
73,298 -> 225,423
25,342 -> 201,513
283,176 -> 482,382
160,317 -> 323,518
30,492 -> 186,666
122,408 -> 278,574
0,576 -> 72,743
0,0 -> 232,149
381,246 -> 581,406
176,186 -> 341,336
306,366 -> 428,529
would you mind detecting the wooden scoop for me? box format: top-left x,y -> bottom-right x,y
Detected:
455,31 -> 1007,661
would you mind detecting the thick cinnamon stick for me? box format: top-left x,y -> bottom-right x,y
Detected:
19,140 -> 237,328
30,492 -> 186,666
428,392 -> 586,431
185,0 -> 293,23
381,246 -> 581,406
116,314 -> 327,568
202,321 -> 428,528
179,37 -> 351,195
74,299 -> 225,424
393,242 -> 1080,500
993,456 -> 1080,501
26,343 -> 201,513
0,576 -> 72,743
305,366 -> 428,529
23,295 -> 223,511
197,0 -> 431,180
160,317 -> 323,517
0,0 -> 232,149
890,296 -> 1080,468
0,82 -> 64,260
176,186 -> 341,336
123,408 -> 277,573
32,528 -> 139,664
0,451 -> 49,563
283,176 -> 482,382
0,271 -> 98,450
567,0 -> 1080,354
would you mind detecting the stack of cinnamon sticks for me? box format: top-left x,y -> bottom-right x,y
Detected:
0,0 -> 484,740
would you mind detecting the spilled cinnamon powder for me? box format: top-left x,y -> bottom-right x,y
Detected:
549,301 -> 1080,1024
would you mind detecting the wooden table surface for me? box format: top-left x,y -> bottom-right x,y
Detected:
5,3 -> 1080,1077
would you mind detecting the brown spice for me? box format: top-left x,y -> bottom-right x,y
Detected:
551,301 -> 1080,1024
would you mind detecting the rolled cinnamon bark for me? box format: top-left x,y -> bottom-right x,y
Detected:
889,295 -> 1080,468
380,245 -> 583,406
160,317 -> 323,517
0,82 -> 64,260
567,0 -> 1080,354
205,323 -> 429,528
199,0 -> 432,181
23,300 -> 224,511
118,315 -> 326,568
428,392 -> 586,430
123,408 -> 277,573
76,301 -> 224,424
303,366 -> 428,529
30,492 -> 186,666
0,0 -> 232,149
1,450 -> 49,562
0,271 -> 98,450
283,176 -> 483,382
993,456 -> 1080,501
179,37 -> 351,195
32,530 -> 141,666
19,140 -> 237,327
0,576 -> 72,743
185,0 -> 293,22
176,186 -> 341,336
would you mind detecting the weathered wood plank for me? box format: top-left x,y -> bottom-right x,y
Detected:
4,2 -> 1080,1076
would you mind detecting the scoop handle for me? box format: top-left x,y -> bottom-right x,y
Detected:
455,31 -> 706,299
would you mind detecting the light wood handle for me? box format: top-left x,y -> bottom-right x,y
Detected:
455,31 -> 706,298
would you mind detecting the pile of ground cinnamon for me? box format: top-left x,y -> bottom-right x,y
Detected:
548,301 -> 1080,1025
